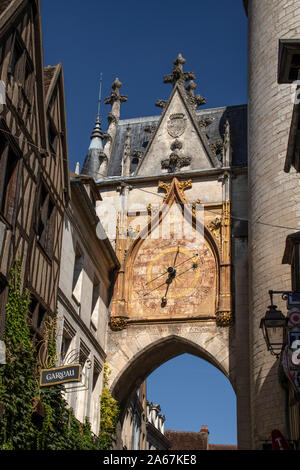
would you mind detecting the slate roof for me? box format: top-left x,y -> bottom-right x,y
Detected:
107,104 -> 247,177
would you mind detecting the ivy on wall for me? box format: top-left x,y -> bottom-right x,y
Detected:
99,363 -> 120,450
0,261 -> 119,450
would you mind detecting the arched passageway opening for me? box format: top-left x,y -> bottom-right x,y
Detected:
110,334 -> 235,421
147,353 -> 237,446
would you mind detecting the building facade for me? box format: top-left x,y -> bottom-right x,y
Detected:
0,0 -> 69,347
246,0 -> 300,449
80,57 -> 250,449
56,164 -> 119,434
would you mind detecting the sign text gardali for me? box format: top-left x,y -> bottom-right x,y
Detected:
40,363 -> 82,387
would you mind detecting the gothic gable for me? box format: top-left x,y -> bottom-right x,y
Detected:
136,84 -> 221,176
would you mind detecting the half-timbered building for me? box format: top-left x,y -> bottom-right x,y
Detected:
0,0 -> 70,342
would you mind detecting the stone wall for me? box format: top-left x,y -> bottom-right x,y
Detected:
248,0 -> 300,449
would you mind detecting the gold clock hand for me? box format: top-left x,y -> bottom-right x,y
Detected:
172,246 -> 180,267
173,253 -> 199,270
144,247 -> 180,286
174,263 -> 198,280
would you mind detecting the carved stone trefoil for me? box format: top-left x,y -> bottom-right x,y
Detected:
109,316 -> 128,331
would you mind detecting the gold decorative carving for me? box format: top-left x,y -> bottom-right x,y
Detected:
192,199 -> 202,217
208,217 -> 222,240
109,316 -> 128,331
216,311 -> 233,327
177,179 -> 192,198
158,181 -> 172,202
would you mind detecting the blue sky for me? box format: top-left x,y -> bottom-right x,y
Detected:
147,354 -> 237,445
41,0 -> 247,174
41,0 -> 247,446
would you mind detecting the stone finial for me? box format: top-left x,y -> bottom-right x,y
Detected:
104,77 -> 128,105
112,77 -> 122,90
163,53 -> 195,88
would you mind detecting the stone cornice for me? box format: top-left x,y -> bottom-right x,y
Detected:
96,165 -> 247,188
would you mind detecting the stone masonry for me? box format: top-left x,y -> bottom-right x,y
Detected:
248,0 -> 300,449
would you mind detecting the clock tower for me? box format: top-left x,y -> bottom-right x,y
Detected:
94,55 -> 249,448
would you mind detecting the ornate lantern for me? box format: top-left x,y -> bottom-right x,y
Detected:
260,305 -> 287,358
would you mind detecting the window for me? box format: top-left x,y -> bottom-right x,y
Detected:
29,297 -> 47,342
72,246 -> 84,305
0,132 -> 19,225
48,116 -> 59,155
76,341 -> 90,422
90,278 -> 100,332
60,320 -> 76,363
9,37 -> 24,83
36,182 -> 56,257
9,33 -> 33,99
90,359 -> 102,433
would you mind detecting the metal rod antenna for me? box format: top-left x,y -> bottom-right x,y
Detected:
97,73 -> 103,117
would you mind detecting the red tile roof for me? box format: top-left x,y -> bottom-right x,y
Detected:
165,430 -> 209,451
209,444 -> 237,450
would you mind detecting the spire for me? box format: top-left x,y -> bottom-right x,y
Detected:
81,74 -> 107,178
103,77 -> 128,161
89,73 -> 104,147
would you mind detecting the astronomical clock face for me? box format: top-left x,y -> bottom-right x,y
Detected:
129,237 -> 217,320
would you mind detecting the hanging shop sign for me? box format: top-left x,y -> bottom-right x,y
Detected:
40,363 -> 82,387
287,293 -> 300,309
271,429 -> 292,450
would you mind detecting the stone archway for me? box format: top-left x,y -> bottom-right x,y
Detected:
106,322 -> 235,414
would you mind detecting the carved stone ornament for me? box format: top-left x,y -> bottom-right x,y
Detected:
199,117 -> 214,129
216,311 -> 234,327
155,100 -> 168,109
170,139 -> 183,151
109,316 -> 128,331
144,125 -> 156,133
167,113 -> 187,138
107,112 -> 117,124
209,139 -> 224,160
161,152 -> 191,172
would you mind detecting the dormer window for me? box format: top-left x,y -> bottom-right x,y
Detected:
48,116 -> 59,155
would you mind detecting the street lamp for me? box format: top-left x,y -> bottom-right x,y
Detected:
260,304 -> 287,358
